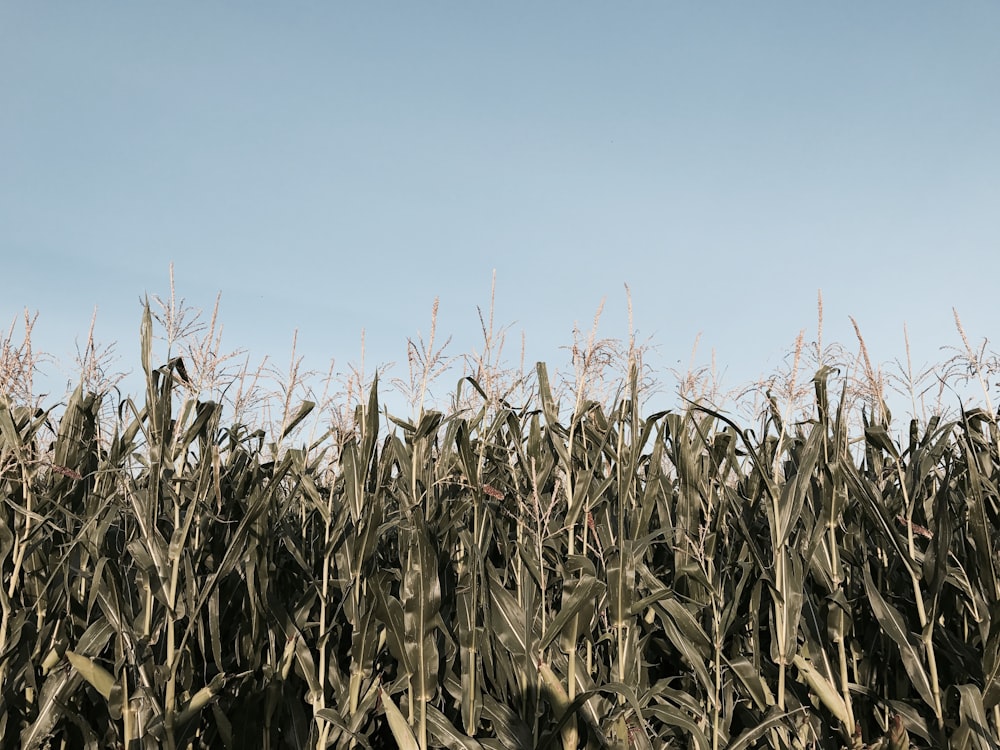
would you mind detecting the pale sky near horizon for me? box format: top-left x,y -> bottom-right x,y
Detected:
2,3 -> 998,417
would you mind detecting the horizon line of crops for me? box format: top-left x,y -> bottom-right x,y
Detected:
2,301 -> 1000,748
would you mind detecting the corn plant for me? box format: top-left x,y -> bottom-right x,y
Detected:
3,304 -> 1000,748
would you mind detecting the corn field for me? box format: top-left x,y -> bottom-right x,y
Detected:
2,304 -> 1000,749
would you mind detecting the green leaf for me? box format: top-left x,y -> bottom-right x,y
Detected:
20,668 -> 84,750
792,654 -> 849,727
426,704 -> 485,750
953,684 -> 991,750
777,425 -> 824,547
863,563 -> 936,710
488,570 -> 530,659
727,707 -> 809,750
864,425 -> 899,459
380,687 -> 419,750
65,650 -> 115,700
725,656 -> 774,711
642,703 -> 710,750
280,400 -> 315,441
538,574 -> 604,653
402,513 -> 441,702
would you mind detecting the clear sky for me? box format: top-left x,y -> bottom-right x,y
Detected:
2,3 -> 998,416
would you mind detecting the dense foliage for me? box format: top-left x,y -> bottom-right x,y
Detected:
2,307 -> 999,749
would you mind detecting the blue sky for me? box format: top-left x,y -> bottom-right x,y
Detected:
2,3 -> 998,416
